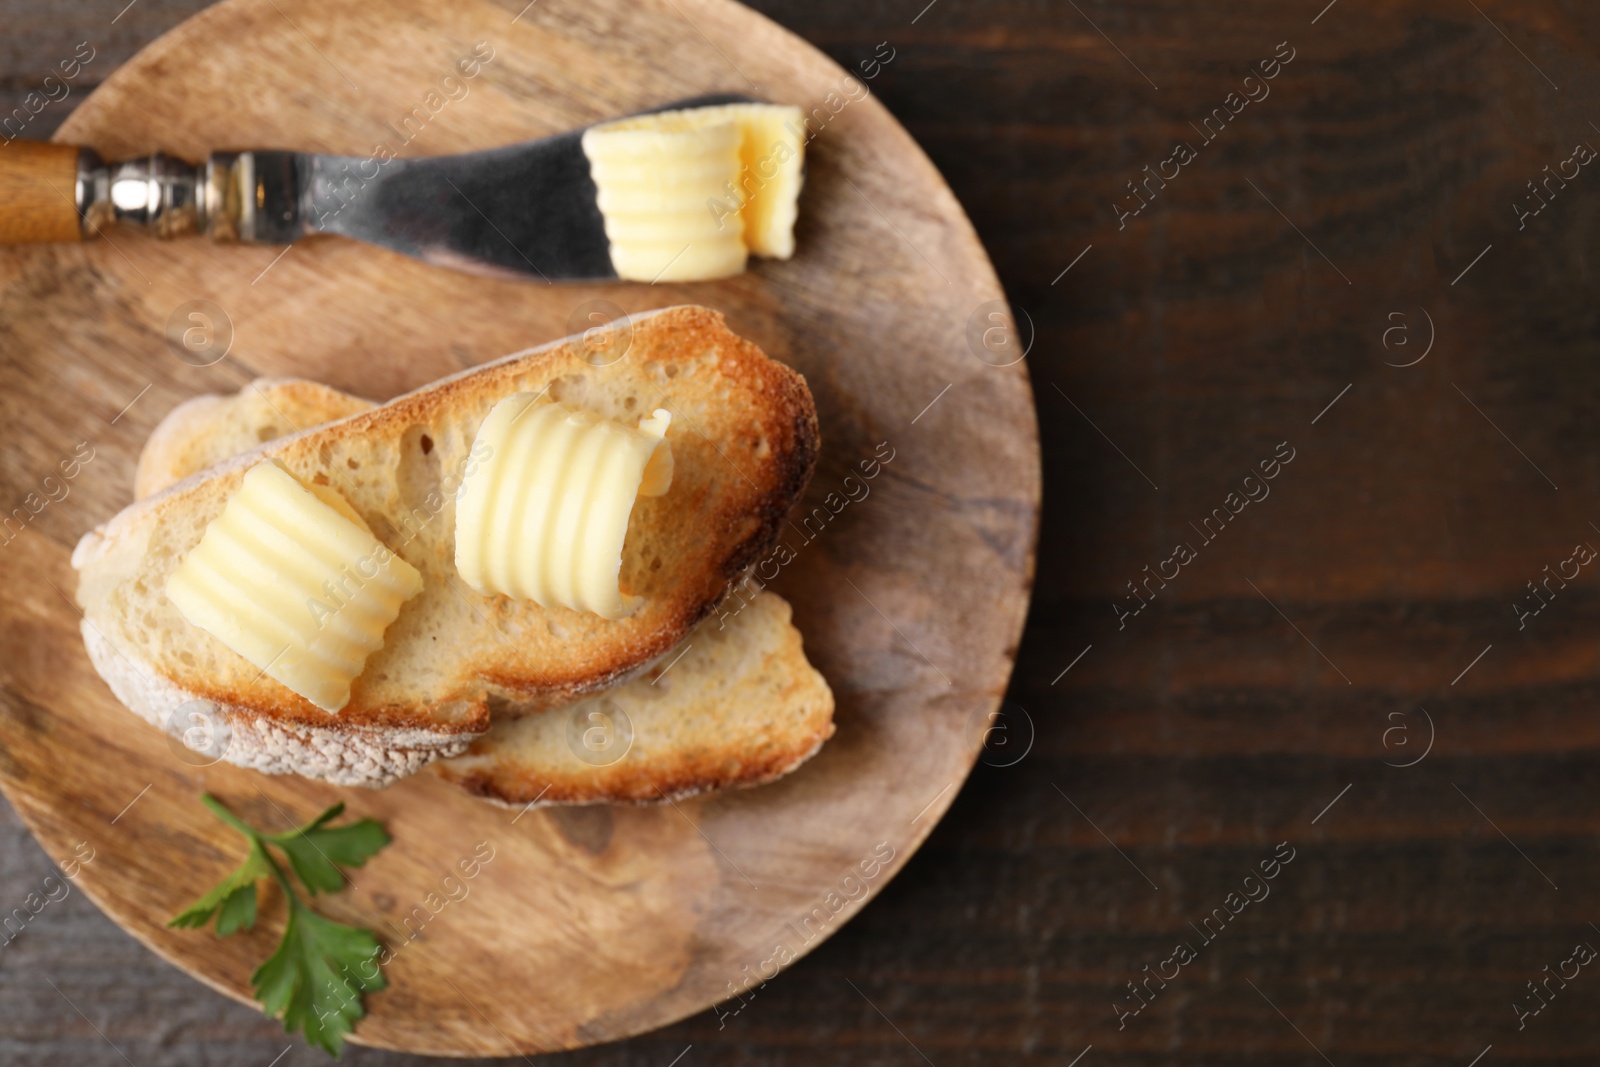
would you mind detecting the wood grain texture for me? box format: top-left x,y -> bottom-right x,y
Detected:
0,0 -> 1034,1059
14,0 -> 1600,1065
0,140 -> 81,243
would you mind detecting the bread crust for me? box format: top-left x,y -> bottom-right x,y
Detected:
74,306 -> 819,787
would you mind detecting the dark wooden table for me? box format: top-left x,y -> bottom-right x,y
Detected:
7,0 -> 1600,1063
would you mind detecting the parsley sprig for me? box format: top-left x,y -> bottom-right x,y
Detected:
170,794 -> 391,1056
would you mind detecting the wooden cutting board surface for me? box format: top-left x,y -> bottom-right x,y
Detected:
0,0 -> 1037,1055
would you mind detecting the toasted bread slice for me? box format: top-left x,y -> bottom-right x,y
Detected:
75,306 -> 819,787
437,590 -> 833,805
135,374 -> 835,805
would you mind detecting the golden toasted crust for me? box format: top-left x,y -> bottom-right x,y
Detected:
75,306 -> 820,786
433,590 -> 835,806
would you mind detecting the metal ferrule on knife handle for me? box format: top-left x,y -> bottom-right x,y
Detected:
72,148 -> 301,242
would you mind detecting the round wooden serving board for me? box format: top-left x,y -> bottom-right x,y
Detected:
0,0 -> 1038,1055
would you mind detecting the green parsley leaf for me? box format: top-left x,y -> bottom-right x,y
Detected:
252,892 -> 386,1056
168,794 -> 392,1057
215,879 -> 259,937
168,838 -> 270,933
267,803 -> 391,896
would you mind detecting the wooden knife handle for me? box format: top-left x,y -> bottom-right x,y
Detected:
0,142 -> 84,244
